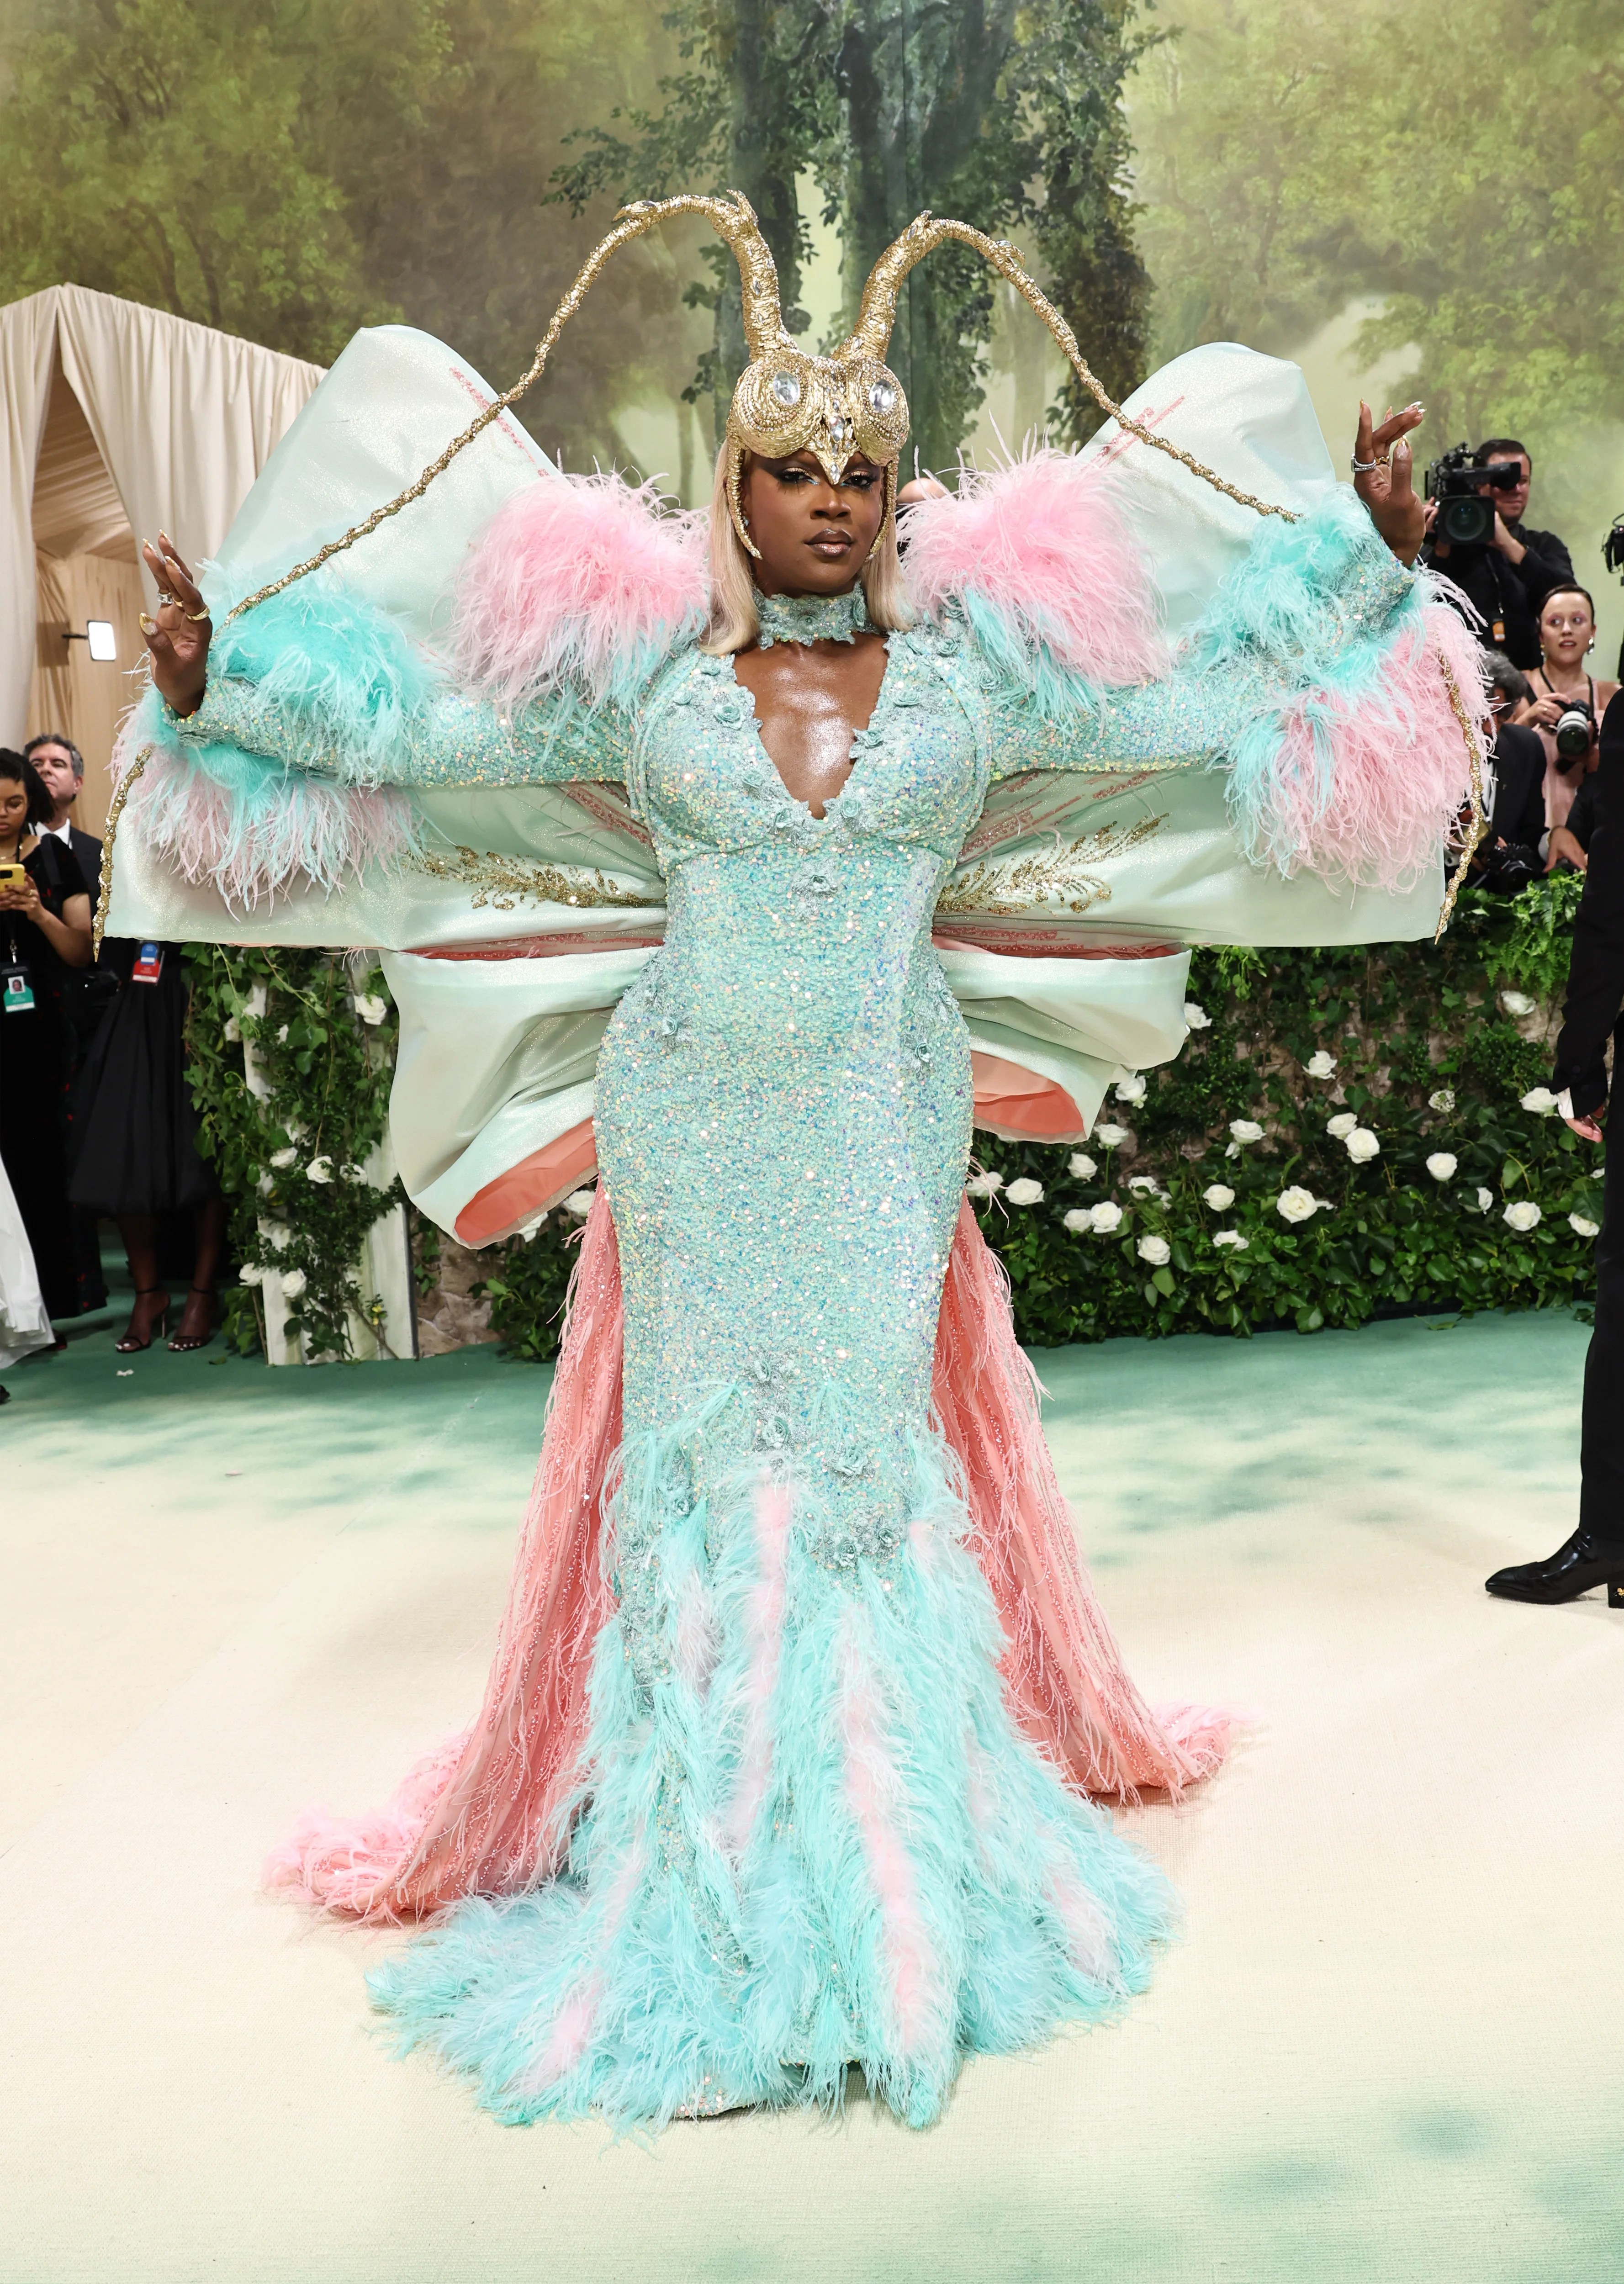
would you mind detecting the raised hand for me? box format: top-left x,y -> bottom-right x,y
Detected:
1352,401 -> 1426,565
139,534 -> 212,716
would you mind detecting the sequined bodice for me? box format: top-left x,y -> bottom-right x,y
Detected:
629,620 -> 988,878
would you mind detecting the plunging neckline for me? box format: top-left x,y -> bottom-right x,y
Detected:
730,635 -> 894,820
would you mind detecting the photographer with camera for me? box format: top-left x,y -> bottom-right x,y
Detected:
1458,652 -> 1548,893
1523,586 -> 1619,835
1422,438 -> 1574,670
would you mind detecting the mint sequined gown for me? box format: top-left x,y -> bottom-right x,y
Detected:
184,580 -> 1285,2127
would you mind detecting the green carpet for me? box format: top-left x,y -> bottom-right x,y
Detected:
4,1305 -> 1619,2282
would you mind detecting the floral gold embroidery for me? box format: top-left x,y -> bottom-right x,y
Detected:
414,843 -> 659,912
935,814 -> 1165,917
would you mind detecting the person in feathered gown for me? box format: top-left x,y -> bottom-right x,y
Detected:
115,196 -> 1481,2128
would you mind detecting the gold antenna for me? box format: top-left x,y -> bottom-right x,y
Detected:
218,191 -> 786,632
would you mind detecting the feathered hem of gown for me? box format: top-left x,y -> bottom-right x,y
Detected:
267,1196 -> 1229,2129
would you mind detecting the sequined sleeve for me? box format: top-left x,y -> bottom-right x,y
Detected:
985,663 -> 1275,783
178,674 -> 635,788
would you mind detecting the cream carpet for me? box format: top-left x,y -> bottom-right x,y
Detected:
4,1306 -> 1620,2283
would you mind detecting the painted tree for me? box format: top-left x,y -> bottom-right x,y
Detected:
0,0 -> 701,463
556,0 -> 1153,468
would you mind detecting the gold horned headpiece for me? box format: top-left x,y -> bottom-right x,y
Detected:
221,190 -> 1296,628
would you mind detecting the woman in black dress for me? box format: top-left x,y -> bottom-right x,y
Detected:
70,932 -> 225,1352
0,752 -> 93,1324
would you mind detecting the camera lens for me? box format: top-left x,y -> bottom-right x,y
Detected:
1554,706 -> 1593,759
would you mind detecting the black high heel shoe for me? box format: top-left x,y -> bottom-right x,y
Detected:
115,1287 -> 171,1353
1485,1529 -> 1624,1607
168,1286 -> 217,1353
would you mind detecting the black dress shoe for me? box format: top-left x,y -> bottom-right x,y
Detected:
1485,1529 -> 1624,1606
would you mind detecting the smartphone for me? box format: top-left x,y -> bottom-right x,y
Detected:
0,863 -> 26,891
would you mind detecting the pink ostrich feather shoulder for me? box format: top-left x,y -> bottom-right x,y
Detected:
450,470 -> 710,713
901,450 -> 1169,691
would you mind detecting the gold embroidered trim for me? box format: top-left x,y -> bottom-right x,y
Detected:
1432,655 -> 1488,943
935,814 -> 1165,918
413,844 -> 660,913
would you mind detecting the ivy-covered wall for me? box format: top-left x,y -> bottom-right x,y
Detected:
182,945 -> 404,1360
185,875 -> 1601,1364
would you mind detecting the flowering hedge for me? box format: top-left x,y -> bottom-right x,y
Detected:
967,873 -> 1602,1343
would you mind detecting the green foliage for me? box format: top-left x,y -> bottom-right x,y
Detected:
969,880 -> 1603,1346
1127,0 -> 1624,522
474,1216 -> 581,1361
0,0 -> 703,465
182,946 -> 403,1361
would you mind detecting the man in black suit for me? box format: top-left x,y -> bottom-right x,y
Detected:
25,735 -> 102,895
1486,687 -> 1624,1603
1476,652 -> 1547,880
24,732 -> 111,1311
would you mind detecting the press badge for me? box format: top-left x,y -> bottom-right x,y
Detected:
2,961 -> 35,1015
132,941 -> 164,984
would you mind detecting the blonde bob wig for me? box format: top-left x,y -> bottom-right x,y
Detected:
701,445 -> 915,656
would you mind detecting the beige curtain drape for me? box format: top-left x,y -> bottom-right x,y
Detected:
1,285 -> 323,750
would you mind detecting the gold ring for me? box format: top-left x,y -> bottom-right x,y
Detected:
185,608 -> 211,623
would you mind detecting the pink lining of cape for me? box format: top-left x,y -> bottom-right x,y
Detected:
267,1193 -> 1226,1923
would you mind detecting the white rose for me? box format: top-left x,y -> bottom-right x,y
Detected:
1475,1187 -> 1494,1214
966,1169 -> 1004,1198
353,992 -> 388,1026
1114,1073 -> 1148,1104
305,1155 -> 334,1184
1224,1139 -> 1240,1159
1202,1183 -> 1235,1210
1137,1234 -> 1171,1265
275,1023 -> 289,1044
1326,1111 -> 1359,1139
1067,1152 -> 1097,1180
1345,1127 -> 1381,1163
1499,990 -> 1536,1017
564,1189 -> 597,1218
1093,1123 -> 1129,1149
1570,1213 -> 1600,1238
222,1014 -> 241,1043
1229,1119 -> 1264,1145
1127,1175 -> 1160,1194
1213,1229 -> 1249,1251
1183,1000 -> 1211,1031
1428,1088 -> 1455,1113
285,1120 -> 306,1142
1502,1200 -> 1542,1233
238,1264 -> 264,1287
1305,1050 -> 1337,1079
269,1147 -> 297,1170
1005,1177 -> 1045,1205
1425,1152 -> 1457,1182
280,1268 -> 308,1299
1062,1207 -> 1095,1233
1089,1200 -> 1125,1234
1520,1087 -> 1559,1116
1275,1185 -> 1321,1224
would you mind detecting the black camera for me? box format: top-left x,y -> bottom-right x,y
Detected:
1553,696 -> 1596,762
1476,837 -> 1543,894
1424,443 -> 1522,550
